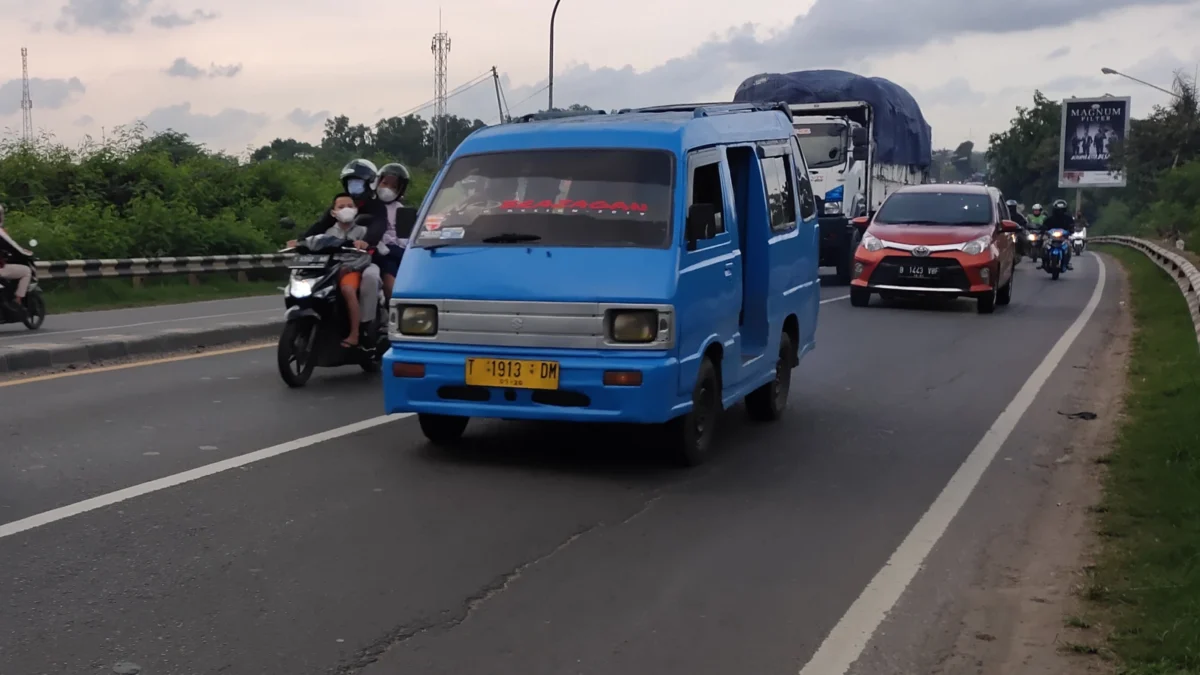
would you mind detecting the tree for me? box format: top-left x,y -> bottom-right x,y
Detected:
986,91 -> 1064,206
250,138 -> 319,162
373,114 -> 430,166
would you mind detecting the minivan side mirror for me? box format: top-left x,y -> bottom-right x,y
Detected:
1000,219 -> 1021,233
685,203 -> 717,250
850,216 -> 870,230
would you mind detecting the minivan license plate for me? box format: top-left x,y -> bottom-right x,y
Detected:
465,358 -> 560,390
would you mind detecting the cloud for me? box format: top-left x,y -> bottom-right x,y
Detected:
455,0 -> 1193,121
0,77 -> 86,116
916,78 -> 989,107
74,115 -> 95,126
1047,46 -> 1071,59
137,102 -> 269,148
287,108 -> 330,130
150,8 -> 218,28
164,58 -> 243,79
55,0 -> 151,33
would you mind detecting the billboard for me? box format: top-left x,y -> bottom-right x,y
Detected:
1058,96 -> 1131,188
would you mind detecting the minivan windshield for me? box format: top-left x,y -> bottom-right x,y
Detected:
874,192 -> 993,226
412,149 -> 674,249
792,123 -> 846,169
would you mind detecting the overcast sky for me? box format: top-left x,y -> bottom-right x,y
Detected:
2,0 -> 1199,155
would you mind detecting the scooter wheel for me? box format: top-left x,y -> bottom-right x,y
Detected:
22,293 -> 45,330
278,321 -> 317,387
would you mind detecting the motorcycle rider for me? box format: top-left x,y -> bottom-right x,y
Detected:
296,159 -> 385,343
1027,203 -> 1046,229
1042,199 -> 1075,270
372,162 -> 412,300
0,204 -> 33,321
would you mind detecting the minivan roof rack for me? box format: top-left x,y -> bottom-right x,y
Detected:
616,102 -> 793,122
512,109 -> 608,123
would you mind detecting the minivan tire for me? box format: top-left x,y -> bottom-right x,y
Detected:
850,287 -> 871,307
746,332 -> 793,422
668,357 -> 720,466
418,413 -> 470,445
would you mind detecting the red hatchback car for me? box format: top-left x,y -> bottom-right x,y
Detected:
848,184 -> 1020,314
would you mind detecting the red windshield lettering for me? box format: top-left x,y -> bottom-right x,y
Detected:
497,198 -> 650,212
500,200 -> 524,209
534,200 -> 556,209
609,201 -> 629,210
588,200 -> 612,210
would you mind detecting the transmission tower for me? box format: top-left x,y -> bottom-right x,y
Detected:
431,12 -> 450,165
20,48 -> 33,144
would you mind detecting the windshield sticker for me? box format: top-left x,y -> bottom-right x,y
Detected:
439,227 -> 465,239
418,229 -> 442,240
499,199 -> 648,213
795,128 -> 812,135
423,214 -> 444,231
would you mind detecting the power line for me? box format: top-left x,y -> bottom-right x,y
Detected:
393,70 -> 493,119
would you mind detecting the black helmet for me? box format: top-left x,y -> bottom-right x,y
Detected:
1052,199 -> 1069,212
340,159 -> 379,198
1005,199 -> 1018,207
376,163 -> 411,202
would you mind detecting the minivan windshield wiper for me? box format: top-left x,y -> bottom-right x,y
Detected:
481,232 -> 543,243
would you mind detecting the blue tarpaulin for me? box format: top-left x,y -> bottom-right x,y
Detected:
733,70 -> 932,168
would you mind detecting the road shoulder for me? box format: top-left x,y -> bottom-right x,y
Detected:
847,253 -> 1130,674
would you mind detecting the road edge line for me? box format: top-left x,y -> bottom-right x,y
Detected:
798,257 -> 1109,674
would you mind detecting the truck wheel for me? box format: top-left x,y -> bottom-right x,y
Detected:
746,332 -> 793,422
418,414 -> 469,445
667,357 -> 720,466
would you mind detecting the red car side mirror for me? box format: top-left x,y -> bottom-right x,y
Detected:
1000,219 -> 1021,233
850,216 -> 870,230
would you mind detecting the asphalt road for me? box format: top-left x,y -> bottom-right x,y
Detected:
0,295 -> 280,347
0,260 -> 1120,675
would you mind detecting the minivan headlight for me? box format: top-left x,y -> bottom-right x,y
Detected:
610,310 -> 659,343
395,305 -> 438,336
861,233 -> 885,252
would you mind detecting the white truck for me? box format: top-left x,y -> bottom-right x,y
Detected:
734,71 -> 933,283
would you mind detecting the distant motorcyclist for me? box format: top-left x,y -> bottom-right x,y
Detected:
1042,199 -> 1075,270
0,204 -> 32,321
1027,203 -> 1046,230
1005,199 -> 1028,228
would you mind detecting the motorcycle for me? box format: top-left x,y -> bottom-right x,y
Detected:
275,223 -> 389,388
1070,230 -> 1086,256
1042,227 -> 1071,280
1024,230 -> 1043,263
0,238 -> 46,330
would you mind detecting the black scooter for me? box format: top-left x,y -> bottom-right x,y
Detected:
275,220 -> 389,388
0,238 -> 46,331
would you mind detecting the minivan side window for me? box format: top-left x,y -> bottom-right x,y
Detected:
789,137 -> 817,220
690,161 -> 726,237
760,156 -> 796,233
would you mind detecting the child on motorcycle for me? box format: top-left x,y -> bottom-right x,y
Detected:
288,194 -> 377,349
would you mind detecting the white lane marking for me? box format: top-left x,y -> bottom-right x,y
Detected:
799,257 -> 1108,674
821,294 -> 850,305
0,308 -> 278,342
0,413 -> 412,540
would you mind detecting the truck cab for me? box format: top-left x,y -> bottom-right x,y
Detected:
382,102 -> 821,465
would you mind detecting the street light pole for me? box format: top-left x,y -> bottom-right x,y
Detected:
548,0 -> 562,112
1100,67 -> 1180,99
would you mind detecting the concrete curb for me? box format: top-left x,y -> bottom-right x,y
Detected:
0,318 -> 284,375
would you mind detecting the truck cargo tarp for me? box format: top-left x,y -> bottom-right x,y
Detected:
733,70 -> 932,168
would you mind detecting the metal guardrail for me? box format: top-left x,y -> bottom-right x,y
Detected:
1093,235 -> 1200,351
34,254 -> 292,280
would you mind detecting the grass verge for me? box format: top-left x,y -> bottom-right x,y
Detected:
38,272 -> 283,313
1089,246 -> 1200,674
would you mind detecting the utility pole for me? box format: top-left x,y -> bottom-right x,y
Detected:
431,10 -> 451,165
20,48 -> 33,144
491,66 -> 506,123
548,0 -> 563,111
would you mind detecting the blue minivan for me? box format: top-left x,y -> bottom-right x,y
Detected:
382,102 -> 820,464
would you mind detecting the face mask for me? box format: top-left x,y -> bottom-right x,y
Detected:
334,207 -> 358,224
377,187 -> 398,203
346,179 -> 366,196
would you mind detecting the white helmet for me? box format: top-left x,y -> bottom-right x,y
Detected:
1031,203 -> 1043,212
